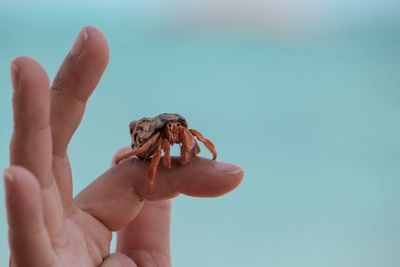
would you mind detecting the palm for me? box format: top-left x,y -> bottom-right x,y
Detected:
5,27 -> 243,267
45,210 -> 109,266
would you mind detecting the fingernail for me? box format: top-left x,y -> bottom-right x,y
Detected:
70,28 -> 88,56
3,170 -> 15,201
229,167 -> 244,175
11,62 -> 20,91
215,162 -> 244,175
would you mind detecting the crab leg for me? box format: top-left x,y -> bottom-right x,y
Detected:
178,126 -> 196,165
148,140 -> 162,193
194,141 -> 201,155
115,132 -> 160,164
189,129 -> 217,160
161,137 -> 171,169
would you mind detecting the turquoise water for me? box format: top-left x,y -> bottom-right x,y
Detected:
1,6 -> 400,267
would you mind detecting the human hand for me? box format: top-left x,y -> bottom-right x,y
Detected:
4,26 -> 244,267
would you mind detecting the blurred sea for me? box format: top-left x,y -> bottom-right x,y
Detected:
1,5 -> 400,267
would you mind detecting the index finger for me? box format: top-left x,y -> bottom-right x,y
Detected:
75,157 -> 244,231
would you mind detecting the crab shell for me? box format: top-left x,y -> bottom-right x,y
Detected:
129,113 -> 188,159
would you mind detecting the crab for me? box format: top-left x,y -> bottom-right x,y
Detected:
115,113 -> 217,193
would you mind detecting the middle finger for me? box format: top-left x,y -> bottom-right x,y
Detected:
51,26 -> 109,156
50,26 -> 109,209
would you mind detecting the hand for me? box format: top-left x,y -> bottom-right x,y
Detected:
4,26 -> 244,267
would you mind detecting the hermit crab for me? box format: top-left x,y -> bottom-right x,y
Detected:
115,113 -> 217,193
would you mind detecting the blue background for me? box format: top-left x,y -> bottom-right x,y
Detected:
1,1 -> 400,266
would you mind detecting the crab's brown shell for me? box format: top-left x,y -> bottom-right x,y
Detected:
139,113 -> 187,135
130,113 -> 188,159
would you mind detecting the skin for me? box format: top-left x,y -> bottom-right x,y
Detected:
3,26 -> 244,267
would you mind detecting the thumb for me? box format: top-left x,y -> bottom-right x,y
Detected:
4,166 -> 55,267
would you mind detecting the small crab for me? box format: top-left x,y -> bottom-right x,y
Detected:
115,113 -> 217,193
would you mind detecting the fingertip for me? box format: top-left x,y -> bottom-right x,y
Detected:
178,159 -> 245,198
84,25 -> 110,63
227,164 -> 245,184
59,26 -> 109,101
225,166 -> 245,194
12,56 -> 40,67
4,166 -> 41,195
3,166 -> 43,229
11,56 -> 48,77
208,162 -> 244,196
85,26 -> 107,41
11,56 -> 50,91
